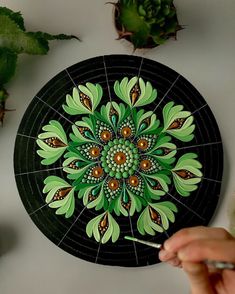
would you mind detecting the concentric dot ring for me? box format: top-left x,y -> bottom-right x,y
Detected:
101,138 -> 139,179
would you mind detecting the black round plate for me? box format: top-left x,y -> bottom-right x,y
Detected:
14,55 -> 223,267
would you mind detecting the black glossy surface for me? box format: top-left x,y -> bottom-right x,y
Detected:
14,55 -> 223,267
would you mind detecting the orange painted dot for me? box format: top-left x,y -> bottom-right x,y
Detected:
100,130 -> 112,141
89,147 -> 100,157
108,179 -> 120,191
114,152 -> 126,165
92,166 -> 103,178
140,159 -> 151,170
128,176 -> 139,187
121,127 -> 132,138
137,139 -> 148,150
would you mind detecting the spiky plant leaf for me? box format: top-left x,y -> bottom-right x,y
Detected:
115,0 -> 181,49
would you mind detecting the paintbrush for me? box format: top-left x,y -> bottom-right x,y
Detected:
124,236 -> 162,249
124,236 -> 235,270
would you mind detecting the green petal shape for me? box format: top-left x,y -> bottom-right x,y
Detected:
36,120 -> 67,165
113,188 -> 142,217
114,76 -> 157,108
62,154 -> 93,181
162,102 -> 195,142
172,153 -> 203,196
70,119 -> 97,145
149,134 -> 176,167
137,201 -> 177,235
142,173 -> 171,200
79,183 -> 106,211
149,202 -> 178,229
86,212 -> 120,244
63,83 -> 103,115
99,102 -> 128,130
43,176 -> 75,218
133,108 -> 160,136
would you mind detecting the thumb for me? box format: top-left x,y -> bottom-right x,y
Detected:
182,262 -> 214,294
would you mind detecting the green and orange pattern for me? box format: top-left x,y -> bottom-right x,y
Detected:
36,76 -> 202,244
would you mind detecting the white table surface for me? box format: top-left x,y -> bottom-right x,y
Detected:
1,1 -> 235,293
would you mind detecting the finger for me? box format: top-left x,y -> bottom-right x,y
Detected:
178,239 -> 235,263
159,249 -> 176,262
167,257 -> 181,267
164,226 -> 232,253
182,262 -> 214,294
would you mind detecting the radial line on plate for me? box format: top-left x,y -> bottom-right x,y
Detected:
95,241 -> 102,263
35,95 -> 75,125
176,141 -> 222,151
57,206 -> 87,246
15,166 -> 64,177
128,212 -> 139,265
17,133 -> 39,140
152,74 -> 181,113
65,68 -> 77,88
191,103 -> 208,115
137,57 -> 144,79
165,191 -> 205,221
103,56 -> 113,105
29,202 -> 52,216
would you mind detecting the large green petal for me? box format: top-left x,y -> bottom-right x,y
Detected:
162,102 -> 195,142
42,176 -> 75,218
36,120 -> 67,165
172,153 -> 203,196
114,76 -> 157,108
63,83 -> 103,115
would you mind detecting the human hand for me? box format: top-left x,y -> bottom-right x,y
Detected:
159,226 -> 235,294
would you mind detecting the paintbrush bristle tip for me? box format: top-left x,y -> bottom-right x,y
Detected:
124,236 -> 137,241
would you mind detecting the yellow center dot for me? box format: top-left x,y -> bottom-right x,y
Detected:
89,147 -> 100,157
114,152 -> 126,165
92,166 -> 103,178
100,130 -> 112,141
140,159 -> 151,170
128,175 -> 139,187
137,139 -> 148,150
121,127 -> 132,138
108,179 -> 120,191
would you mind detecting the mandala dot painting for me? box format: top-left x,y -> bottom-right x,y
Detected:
14,55 -> 223,267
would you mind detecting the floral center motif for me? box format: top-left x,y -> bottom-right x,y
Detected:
101,138 -> 139,179
36,76 -> 203,245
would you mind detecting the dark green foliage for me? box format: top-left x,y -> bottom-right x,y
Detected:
0,6 -> 78,124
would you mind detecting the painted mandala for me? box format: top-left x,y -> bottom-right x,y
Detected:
36,76 -> 203,244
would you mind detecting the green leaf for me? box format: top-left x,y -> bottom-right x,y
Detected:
0,47 -> 17,85
0,15 -> 49,54
0,13 -> 77,56
0,7 -> 25,30
30,31 -> 78,41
